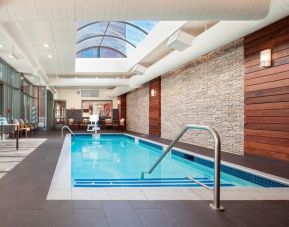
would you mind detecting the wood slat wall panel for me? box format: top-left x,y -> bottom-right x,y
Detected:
245,55 -> 289,74
245,86 -> 289,99
245,47 -> 289,67
245,109 -> 289,117
118,94 -> 126,129
244,147 -> 289,161
245,102 -> 289,111
245,29 -> 289,56
245,78 -> 289,92
244,16 -> 289,161
245,123 -> 289,132
245,93 -> 289,104
245,141 -> 289,154
244,16 -> 289,44
245,135 -> 289,147
149,77 -> 161,136
245,129 -> 289,139
245,116 -> 289,124
245,64 -> 289,80
245,71 -> 289,86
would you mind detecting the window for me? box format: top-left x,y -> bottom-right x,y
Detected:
76,21 -> 157,58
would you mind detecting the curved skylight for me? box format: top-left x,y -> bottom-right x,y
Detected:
76,21 -> 157,58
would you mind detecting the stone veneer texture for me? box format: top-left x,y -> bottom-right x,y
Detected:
161,39 -> 244,154
126,85 -> 149,134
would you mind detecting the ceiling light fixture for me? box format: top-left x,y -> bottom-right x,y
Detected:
8,44 -> 17,59
0,44 -> 4,48
43,43 -> 50,48
48,54 -> 53,58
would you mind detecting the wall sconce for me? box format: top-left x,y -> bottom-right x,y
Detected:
117,100 -> 121,105
260,49 -> 271,68
150,89 -> 156,97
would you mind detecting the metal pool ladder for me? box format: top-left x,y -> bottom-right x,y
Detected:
141,124 -> 224,211
61,125 -> 75,137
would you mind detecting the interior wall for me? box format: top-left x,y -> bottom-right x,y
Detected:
126,85 -> 149,134
161,39 -> 244,154
118,94 -> 127,120
55,88 -> 118,109
244,16 -> 289,161
149,78 -> 161,136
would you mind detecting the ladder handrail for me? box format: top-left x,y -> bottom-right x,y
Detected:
61,125 -> 75,137
141,124 -> 224,211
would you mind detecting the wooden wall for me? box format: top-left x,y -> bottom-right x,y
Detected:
244,16 -> 289,161
118,94 -> 126,128
149,78 -> 161,136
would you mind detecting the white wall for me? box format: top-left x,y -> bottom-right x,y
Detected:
55,88 -> 118,109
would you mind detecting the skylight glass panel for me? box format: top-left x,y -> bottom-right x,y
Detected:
76,21 -> 157,58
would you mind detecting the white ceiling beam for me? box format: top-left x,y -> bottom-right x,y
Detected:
49,78 -> 130,87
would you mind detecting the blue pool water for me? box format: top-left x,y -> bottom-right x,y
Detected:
71,134 -> 288,188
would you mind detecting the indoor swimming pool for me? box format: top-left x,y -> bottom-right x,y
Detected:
71,134 -> 288,188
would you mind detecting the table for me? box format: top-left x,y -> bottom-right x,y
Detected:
0,124 -> 19,150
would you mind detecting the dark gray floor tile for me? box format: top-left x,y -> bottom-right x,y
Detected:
128,200 -> 162,209
72,209 -> 108,227
73,200 -> 102,209
103,201 -> 144,227
135,208 -> 175,227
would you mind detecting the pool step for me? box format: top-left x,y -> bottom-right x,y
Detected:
74,177 -> 235,188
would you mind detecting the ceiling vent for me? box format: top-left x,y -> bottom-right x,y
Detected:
80,89 -> 99,97
132,64 -> 147,76
167,30 -> 194,51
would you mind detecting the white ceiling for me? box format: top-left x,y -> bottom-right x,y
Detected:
0,0 -> 270,21
0,0 -> 287,95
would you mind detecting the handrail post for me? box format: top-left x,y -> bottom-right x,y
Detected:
61,125 -> 75,137
141,124 -> 224,211
209,128 -> 224,211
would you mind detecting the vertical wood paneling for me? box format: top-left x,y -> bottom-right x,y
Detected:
149,78 -> 161,136
244,15 -> 289,161
118,94 -> 126,129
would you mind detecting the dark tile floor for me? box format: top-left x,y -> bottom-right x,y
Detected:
0,130 -> 288,227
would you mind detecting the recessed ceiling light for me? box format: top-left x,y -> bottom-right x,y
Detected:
0,44 -> 4,48
20,76 -> 24,80
48,54 -> 53,58
74,76 -> 78,79
43,44 -> 50,48
8,54 -> 16,59
95,76 -> 98,79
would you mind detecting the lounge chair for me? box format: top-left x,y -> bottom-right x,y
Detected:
24,119 -> 38,134
104,118 -> 113,129
14,119 -> 30,138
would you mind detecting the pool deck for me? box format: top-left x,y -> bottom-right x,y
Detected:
0,130 -> 288,226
